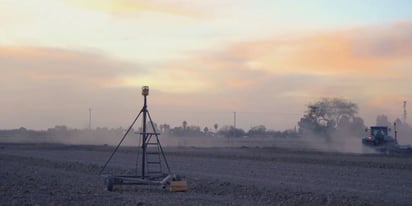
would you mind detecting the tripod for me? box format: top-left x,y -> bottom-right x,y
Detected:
99,86 -> 173,191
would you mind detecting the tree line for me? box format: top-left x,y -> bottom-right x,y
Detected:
1,98 -> 410,140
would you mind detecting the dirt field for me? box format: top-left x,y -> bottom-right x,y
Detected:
1,143 -> 412,206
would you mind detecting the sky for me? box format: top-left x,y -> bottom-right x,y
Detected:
1,0 -> 412,131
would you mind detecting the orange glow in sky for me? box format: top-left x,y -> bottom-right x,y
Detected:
1,0 -> 412,130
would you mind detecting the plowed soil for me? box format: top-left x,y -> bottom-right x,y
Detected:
1,143 -> 412,206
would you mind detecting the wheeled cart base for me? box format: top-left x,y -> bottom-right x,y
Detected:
103,174 -> 187,192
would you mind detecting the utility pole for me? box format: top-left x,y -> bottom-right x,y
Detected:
89,107 -> 92,130
234,112 -> 236,129
404,101 -> 407,123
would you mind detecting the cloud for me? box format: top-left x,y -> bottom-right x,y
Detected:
122,20 -> 412,127
114,20 -> 412,115
352,21 -> 412,58
0,46 -> 149,129
67,0 -> 202,18
1,20 -> 412,130
170,20 -> 412,88
222,23 -> 412,77
137,21 -> 408,95
0,46 -> 144,87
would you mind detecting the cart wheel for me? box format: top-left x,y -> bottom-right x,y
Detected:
105,176 -> 114,191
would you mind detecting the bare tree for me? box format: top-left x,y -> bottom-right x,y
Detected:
298,98 -> 362,138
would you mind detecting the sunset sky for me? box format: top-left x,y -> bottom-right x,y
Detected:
1,0 -> 412,130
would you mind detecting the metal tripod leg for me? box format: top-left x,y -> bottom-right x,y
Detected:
99,108 -> 144,175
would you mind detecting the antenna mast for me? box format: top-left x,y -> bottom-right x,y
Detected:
89,107 -> 92,130
404,101 -> 407,123
99,86 -> 181,192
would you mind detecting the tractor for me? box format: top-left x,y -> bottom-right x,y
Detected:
362,124 -> 412,154
362,126 -> 397,146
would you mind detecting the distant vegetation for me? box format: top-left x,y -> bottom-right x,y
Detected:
0,124 -> 298,140
155,122 -> 298,138
297,98 -> 366,140
0,126 -> 126,140
297,98 -> 412,142
1,98 -> 410,142
373,114 -> 412,141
